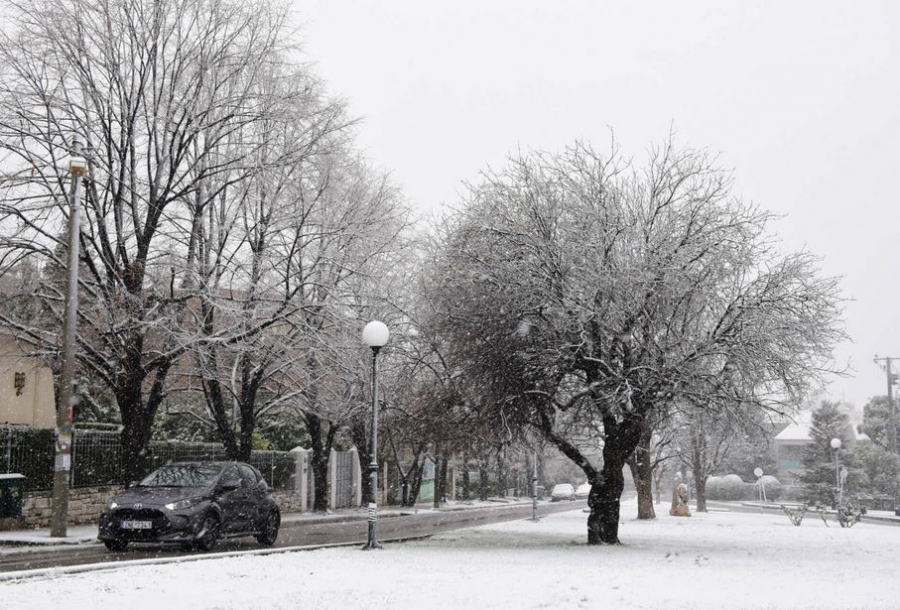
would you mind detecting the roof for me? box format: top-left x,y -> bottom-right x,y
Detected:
774,422 -> 810,441
774,421 -> 870,443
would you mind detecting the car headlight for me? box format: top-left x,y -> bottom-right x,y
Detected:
106,499 -> 118,510
165,497 -> 202,511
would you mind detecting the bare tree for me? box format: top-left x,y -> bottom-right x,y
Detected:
178,67 -> 351,460
0,0 -> 312,480
426,140 -> 845,544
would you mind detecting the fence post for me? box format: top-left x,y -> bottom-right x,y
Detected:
329,448 -> 337,510
4,427 -> 10,473
290,447 -> 309,512
348,446 -> 362,508
69,429 -> 77,488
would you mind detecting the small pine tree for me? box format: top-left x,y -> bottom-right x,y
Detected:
800,401 -> 860,506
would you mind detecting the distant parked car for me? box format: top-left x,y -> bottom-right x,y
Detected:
550,483 -> 575,501
98,461 -> 280,552
575,483 -> 591,499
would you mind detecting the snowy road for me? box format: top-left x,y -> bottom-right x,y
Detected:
0,499 -> 585,575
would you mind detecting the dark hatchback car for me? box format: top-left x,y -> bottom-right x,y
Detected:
98,461 -> 280,552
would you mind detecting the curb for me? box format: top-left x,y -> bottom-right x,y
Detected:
737,501 -> 900,525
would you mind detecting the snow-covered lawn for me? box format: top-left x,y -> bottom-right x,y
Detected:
4,502 -> 900,609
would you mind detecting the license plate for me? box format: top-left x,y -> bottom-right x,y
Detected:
120,520 -> 153,530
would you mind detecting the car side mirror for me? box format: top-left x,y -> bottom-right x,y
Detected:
126,480 -> 140,489
219,482 -> 239,492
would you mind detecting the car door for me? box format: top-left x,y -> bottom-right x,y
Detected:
218,465 -> 250,533
238,464 -> 266,529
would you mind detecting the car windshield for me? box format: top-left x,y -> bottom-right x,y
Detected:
138,464 -> 222,487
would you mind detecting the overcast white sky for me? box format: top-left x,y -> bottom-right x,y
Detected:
292,0 -> 900,411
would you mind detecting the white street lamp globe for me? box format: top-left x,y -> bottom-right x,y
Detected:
830,438 -> 842,450
362,320 -> 390,348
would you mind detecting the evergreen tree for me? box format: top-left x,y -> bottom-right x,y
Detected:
855,443 -> 900,498
861,396 -> 900,451
800,401 -> 861,506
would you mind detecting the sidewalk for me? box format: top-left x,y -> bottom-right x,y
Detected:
726,500 -> 900,525
0,497 -> 534,548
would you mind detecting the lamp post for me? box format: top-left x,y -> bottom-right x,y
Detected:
50,136 -> 86,538
362,320 -> 389,550
830,438 -> 842,507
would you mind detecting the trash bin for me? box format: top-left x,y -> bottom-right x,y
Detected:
0,473 -> 26,519
536,485 -> 545,500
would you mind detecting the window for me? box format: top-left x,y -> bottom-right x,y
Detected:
220,465 -> 242,487
14,372 -> 25,396
238,464 -> 259,486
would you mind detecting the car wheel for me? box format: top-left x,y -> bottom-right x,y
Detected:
103,539 -> 128,552
196,513 -> 221,552
256,509 -> 280,546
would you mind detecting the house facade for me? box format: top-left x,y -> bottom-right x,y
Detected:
0,333 -> 55,428
773,408 -> 869,485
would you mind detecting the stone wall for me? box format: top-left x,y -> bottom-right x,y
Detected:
22,485 -> 123,528
272,490 -> 304,513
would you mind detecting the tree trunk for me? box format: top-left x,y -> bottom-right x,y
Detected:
478,462 -> 489,500
433,453 -> 444,509
117,349 -> 170,483
408,461 -> 424,507
236,360 -> 265,462
628,426 -> 656,519
587,458 -> 626,544
690,423 -> 709,513
306,413 -> 334,512
693,471 -> 708,512
439,454 -> 449,502
587,414 -> 643,545
627,459 -> 656,519
120,410 -> 152,483
495,449 -> 506,497
653,462 -> 667,505
462,454 -> 471,500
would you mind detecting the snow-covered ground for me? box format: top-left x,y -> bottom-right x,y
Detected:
4,501 -> 899,609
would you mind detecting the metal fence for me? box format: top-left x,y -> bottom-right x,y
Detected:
72,430 -> 121,487
1,426 -> 53,491
333,450 -> 354,508
1,426 -> 296,492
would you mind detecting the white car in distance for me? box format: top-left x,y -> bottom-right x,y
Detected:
550,483 -> 576,501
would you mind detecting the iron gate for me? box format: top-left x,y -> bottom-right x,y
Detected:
333,450 -> 355,508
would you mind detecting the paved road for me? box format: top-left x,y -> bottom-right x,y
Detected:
0,500 -> 587,575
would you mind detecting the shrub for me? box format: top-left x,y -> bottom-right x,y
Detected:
758,475 -> 782,501
705,476 -> 724,499
721,474 -> 745,501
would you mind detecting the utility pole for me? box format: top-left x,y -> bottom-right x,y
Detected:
874,356 -> 898,455
531,449 -> 539,522
50,136 -> 86,538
